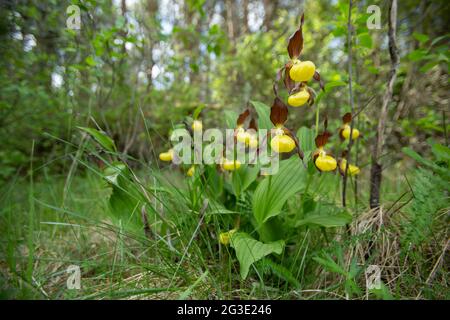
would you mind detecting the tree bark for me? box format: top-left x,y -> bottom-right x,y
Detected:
242,0 -> 249,34
369,0 -> 399,209
263,0 -> 278,30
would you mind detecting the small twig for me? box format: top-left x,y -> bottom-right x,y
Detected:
342,0 -> 355,208
353,95 -> 376,118
443,110 -> 448,146
141,204 -> 153,240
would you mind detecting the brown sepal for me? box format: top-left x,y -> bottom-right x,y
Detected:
306,86 -> 315,106
284,63 -> 296,92
287,13 -> 305,59
342,112 -> 352,124
236,109 -> 250,126
249,118 -> 258,131
315,131 -> 331,148
338,127 -> 345,141
313,71 -> 325,91
270,97 -> 288,126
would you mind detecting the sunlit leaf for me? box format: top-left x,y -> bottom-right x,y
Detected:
193,104 -> 205,119
253,157 -> 306,225
250,101 -> 272,130
412,32 -> 429,43
230,232 -> 284,279
407,49 -> 428,62
224,110 -> 238,129
85,55 -> 97,67
78,126 -> 117,152
296,126 -> 315,152
357,33 -> 373,49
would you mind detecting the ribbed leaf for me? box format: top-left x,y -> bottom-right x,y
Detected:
253,157 -> 306,225
250,100 -> 272,130
224,110 -> 238,129
231,164 -> 260,196
296,126 -> 315,153
230,232 -> 284,279
78,126 -> 116,152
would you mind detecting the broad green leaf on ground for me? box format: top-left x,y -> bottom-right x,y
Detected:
107,170 -> 143,229
253,157 -> 306,225
108,182 -> 142,229
250,100 -> 272,130
230,232 -> 284,279
78,126 -> 117,152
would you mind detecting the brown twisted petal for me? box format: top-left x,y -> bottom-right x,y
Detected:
287,13 -> 305,59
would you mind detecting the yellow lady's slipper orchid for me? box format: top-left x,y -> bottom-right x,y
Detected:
236,128 -> 250,145
339,159 -> 360,176
219,229 -> 237,245
222,158 -> 241,171
192,120 -> 203,132
315,149 -> 337,172
187,165 -> 195,177
271,134 -> 295,153
248,136 -> 258,148
236,127 -> 258,148
289,60 -> 316,82
159,149 -> 174,162
287,89 -> 310,107
341,124 -> 360,140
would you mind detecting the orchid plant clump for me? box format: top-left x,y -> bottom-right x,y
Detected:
76,13 -> 365,283
158,14 -> 362,280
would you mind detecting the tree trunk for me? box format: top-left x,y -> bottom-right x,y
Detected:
243,0 -> 249,34
263,0 -> 278,30
369,0 -> 399,209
